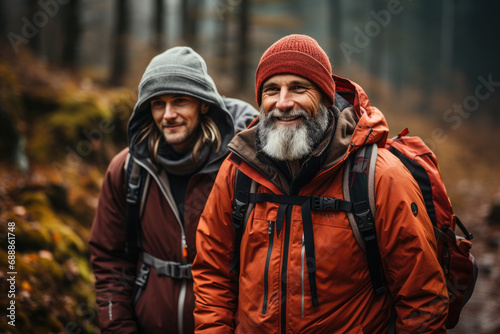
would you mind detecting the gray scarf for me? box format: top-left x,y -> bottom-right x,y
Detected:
156,143 -> 212,176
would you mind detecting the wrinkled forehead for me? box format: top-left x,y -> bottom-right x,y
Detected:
262,74 -> 314,87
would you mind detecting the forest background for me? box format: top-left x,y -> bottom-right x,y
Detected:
1,0 -> 500,333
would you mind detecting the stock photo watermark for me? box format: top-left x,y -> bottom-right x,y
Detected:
7,0 -> 71,54
214,0 -> 242,20
51,100 -> 131,182
6,221 -> 17,327
424,74 -> 500,150
340,0 -> 411,63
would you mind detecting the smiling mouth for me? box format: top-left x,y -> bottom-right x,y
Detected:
163,123 -> 183,128
276,116 -> 303,122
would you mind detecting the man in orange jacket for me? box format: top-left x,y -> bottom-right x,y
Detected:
192,34 -> 448,333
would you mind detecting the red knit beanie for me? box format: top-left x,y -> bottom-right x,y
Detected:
255,34 -> 335,107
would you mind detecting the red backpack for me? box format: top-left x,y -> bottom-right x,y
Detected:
344,128 -> 478,329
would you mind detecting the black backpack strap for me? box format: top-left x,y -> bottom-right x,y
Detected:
230,169 -> 256,273
234,187 -> 355,308
124,155 -> 150,255
345,144 -> 386,296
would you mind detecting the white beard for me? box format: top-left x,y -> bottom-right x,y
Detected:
257,103 -> 330,161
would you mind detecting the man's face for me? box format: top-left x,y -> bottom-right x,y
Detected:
151,94 -> 208,153
257,74 -> 329,161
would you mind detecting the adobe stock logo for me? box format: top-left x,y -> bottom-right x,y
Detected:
424,74 -> 500,151
340,0 -> 411,63
7,0 -> 71,54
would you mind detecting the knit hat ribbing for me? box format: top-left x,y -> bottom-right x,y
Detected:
255,34 -> 335,107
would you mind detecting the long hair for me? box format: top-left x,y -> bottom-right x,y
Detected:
135,121 -> 164,162
192,113 -> 221,162
135,111 -> 222,164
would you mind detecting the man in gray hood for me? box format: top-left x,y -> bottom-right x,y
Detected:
89,46 -> 258,334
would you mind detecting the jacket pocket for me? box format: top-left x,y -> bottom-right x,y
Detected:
262,220 -> 274,315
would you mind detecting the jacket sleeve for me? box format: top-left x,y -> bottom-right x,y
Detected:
88,150 -> 139,334
374,149 -> 448,333
192,159 -> 239,333
223,97 -> 258,133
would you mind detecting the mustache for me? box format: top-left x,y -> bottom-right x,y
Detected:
161,120 -> 182,126
263,108 -> 310,119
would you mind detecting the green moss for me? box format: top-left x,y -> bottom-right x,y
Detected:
49,94 -> 112,144
20,191 -> 87,260
12,218 -> 53,253
21,191 -> 50,207
73,255 -> 94,284
39,257 -> 65,282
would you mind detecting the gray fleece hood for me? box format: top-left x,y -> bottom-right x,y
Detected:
128,46 -> 233,161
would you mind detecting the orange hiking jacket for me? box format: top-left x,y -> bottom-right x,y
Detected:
193,75 -> 448,333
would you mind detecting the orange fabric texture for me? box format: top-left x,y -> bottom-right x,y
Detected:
193,76 -> 448,333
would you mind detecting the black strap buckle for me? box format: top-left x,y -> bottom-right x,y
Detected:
311,197 -> 339,211
126,178 -> 142,204
353,202 -> 375,237
232,192 -> 249,228
165,263 -> 192,279
135,263 -> 150,287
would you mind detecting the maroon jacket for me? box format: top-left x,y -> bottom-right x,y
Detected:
89,96 -> 256,334
90,146 -> 221,333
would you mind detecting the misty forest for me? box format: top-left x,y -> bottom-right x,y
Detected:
1,0 -> 500,333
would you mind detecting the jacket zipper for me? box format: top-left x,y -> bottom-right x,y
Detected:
134,159 -> 187,334
301,233 -> 305,318
262,220 -> 275,314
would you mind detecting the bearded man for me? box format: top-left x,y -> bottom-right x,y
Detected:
192,34 -> 448,333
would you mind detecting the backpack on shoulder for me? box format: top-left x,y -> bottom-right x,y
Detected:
231,128 -> 478,329
344,128 -> 478,329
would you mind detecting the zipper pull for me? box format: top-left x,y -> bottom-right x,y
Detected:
182,235 -> 188,258
397,127 -> 409,139
268,221 -> 273,235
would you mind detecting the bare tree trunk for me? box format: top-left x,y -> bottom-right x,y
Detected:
28,0 -> 42,55
368,0 -> 384,79
182,0 -> 198,48
62,0 -> 81,69
152,0 -> 165,52
440,0 -> 454,90
329,0 -> 343,69
218,10 -> 229,75
110,0 -> 130,86
236,0 -> 250,92
0,0 -> 7,40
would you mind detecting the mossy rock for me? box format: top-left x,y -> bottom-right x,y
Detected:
12,218 -> 53,253
49,94 -> 112,143
27,122 -> 58,163
20,190 -> 87,259
20,190 -> 51,207
38,256 -> 65,283
72,254 -> 94,284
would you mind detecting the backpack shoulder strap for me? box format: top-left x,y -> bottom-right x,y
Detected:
343,143 -> 385,295
230,169 -> 257,273
343,144 -> 378,249
124,153 -> 151,255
